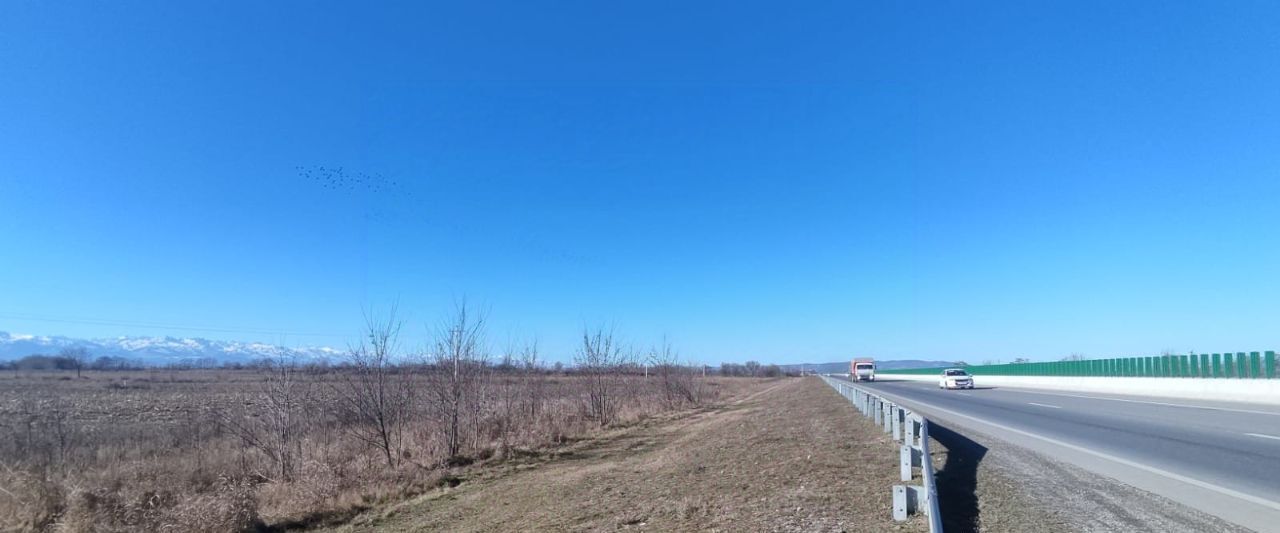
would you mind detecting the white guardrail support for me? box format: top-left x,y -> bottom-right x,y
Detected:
820,375 -> 943,533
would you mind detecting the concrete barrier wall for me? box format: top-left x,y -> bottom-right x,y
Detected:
876,373 -> 1280,405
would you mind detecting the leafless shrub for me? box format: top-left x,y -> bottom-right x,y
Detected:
648,337 -> 707,408
332,308 -> 413,468
491,344 -> 521,452
520,340 -> 545,420
217,356 -> 312,481
1,396 -> 84,478
425,303 -> 489,461
574,325 -> 634,425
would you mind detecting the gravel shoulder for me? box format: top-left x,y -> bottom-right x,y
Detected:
322,377 -> 928,532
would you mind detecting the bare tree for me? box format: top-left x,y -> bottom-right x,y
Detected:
426,302 -> 488,461
60,347 -> 89,378
218,355 -> 311,481
520,339 -> 545,420
493,342 -> 522,451
333,308 -> 412,468
574,325 -> 632,425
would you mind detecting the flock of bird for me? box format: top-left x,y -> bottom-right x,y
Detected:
296,165 -> 400,194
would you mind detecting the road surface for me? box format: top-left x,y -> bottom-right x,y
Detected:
833,376 -> 1280,532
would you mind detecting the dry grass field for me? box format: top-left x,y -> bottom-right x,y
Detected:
322,377 -> 928,533
0,364 -> 746,532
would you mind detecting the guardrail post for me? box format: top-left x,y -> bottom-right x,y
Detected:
900,445 -> 914,481
825,378 -> 941,531
894,484 -> 923,521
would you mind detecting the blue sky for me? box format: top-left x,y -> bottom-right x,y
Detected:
2,1 -> 1278,364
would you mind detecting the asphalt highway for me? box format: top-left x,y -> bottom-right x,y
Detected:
831,375 -> 1280,532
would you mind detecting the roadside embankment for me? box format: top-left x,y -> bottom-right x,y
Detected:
324,377 -> 927,532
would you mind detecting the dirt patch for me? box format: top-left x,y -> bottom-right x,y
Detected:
324,377 -> 927,532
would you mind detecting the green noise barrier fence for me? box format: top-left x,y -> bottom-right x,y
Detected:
882,351 -> 1277,379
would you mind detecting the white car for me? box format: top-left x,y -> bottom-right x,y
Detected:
939,368 -> 974,389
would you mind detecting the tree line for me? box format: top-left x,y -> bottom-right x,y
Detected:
2,343 -> 789,378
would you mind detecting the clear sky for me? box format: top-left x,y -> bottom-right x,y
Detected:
2,1 -> 1278,364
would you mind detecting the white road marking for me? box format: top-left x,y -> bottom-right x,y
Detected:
1246,433 -> 1280,441
985,388 -> 1280,417
956,392 -> 972,396
1027,402 -> 1062,409
843,383 -> 1280,513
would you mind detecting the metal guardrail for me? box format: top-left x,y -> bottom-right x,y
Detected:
820,375 -> 943,533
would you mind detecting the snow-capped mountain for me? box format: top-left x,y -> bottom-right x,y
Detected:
0,331 -> 344,365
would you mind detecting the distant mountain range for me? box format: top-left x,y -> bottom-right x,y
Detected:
780,359 -> 954,374
0,331 -> 961,371
0,331 -> 344,365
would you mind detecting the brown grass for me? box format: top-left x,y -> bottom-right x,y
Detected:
319,377 -> 927,533
0,368 -> 748,532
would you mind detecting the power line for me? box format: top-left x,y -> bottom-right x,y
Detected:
0,311 -> 351,339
